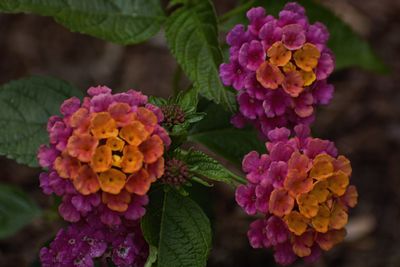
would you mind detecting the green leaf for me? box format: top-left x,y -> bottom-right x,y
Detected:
141,188 -> 211,267
149,96 -> 168,107
221,0 -> 387,73
141,187 -> 164,247
144,245 -> 158,267
0,76 -> 83,167
0,0 -> 165,45
165,0 -> 236,111
188,102 -> 265,166
0,183 -> 41,239
184,150 -> 243,185
168,0 -> 187,8
177,88 -> 198,113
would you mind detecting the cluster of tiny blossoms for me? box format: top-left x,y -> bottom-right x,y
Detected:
220,3 -> 334,137
236,125 -> 358,265
38,86 -> 170,266
40,216 -> 148,267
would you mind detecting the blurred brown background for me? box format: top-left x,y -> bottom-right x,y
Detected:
1,0 -> 400,266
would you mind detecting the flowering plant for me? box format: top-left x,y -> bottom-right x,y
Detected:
0,1 -> 385,267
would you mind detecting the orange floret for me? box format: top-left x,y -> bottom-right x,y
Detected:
106,136 -> 125,151
285,211 -> 309,235
54,154 -> 81,179
329,202 -> 348,230
282,62 -> 297,73
91,112 -> 118,139
102,190 -> 131,212
288,151 -> 310,172
310,153 -> 334,181
108,102 -> 136,127
147,157 -> 165,181
269,188 -> 295,217
125,169 -> 152,196
73,165 -> 100,195
119,121 -> 150,146
90,145 -> 112,172
315,229 -> 346,251
136,107 -> 158,134
70,108 -> 91,134
311,205 -> 330,233
256,61 -> 285,89
112,155 -> 122,168
267,41 -> 292,66
309,180 -> 330,203
327,170 -> 349,196
66,134 -> 98,162
284,169 -> 313,196
333,155 -> 352,176
121,145 -> 144,173
293,43 -> 321,72
297,193 -> 319,218
282,70 -> 304,97
340,185 -> 358,208
292,231 -> 314,257
98,168 -> 126,194
301,70 -> 316,86
139,135 -> 164,164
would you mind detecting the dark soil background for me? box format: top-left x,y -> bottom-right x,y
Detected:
1,0 -> 400,266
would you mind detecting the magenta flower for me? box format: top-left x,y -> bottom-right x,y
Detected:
306,22 -> 329,51
40,218 -> 148,267
219,2 -> 336,137
247,7 -> 272,35
312,80 -> 334,105
235,184 -> 257,215
266,216 -> 289,246
227,24 -> 250,48
265,161 -> 288,188
259,20 -> 283,50
274,242 -> 297,266
239,40 -> 266,71
219,60 -> 249,90
235,125 -> 358,265
242,151 -> 271,183
278,3 -> 308,28
316,49 -> 335,80
263,89 -> 291,118
255,184 -> 274,213
237,91 -> 263,120
247,219 -> 270,248
282,24 -> 306,50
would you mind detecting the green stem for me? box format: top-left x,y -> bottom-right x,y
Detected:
172,66 -> 183,97
230,172 -> 247,185
219,0 -> 256,24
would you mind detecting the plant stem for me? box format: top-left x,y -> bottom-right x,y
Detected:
230,171 -> 247,185
172,66 -> 183,96
219,0 -> 256,24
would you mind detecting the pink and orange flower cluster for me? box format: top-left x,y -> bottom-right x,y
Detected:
236,125 -> 358,265
220,3 -> 334,137
38,86 -> 171,266
38,86 -> 170,222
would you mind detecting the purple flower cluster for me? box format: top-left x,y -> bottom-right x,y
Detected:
220,3 -> 335,137
40,216 -> 148,267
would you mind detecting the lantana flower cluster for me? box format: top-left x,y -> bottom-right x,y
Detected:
236,125 -> 358,265
220,3 -> 334,137
40,216 -> 148,267
38,86 -> 170,266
